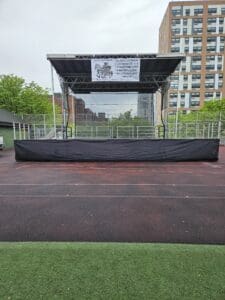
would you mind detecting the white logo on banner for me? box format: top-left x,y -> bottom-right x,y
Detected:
91,58 -> 140,82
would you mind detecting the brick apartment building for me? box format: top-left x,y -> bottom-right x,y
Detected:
159,0 -> 225,116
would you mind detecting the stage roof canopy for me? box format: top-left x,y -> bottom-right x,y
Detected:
47,54 -> 183,94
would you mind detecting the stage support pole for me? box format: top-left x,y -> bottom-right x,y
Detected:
72,96 -> 75,138
160,80 -> 169,139
60,79 -> 69,140
50,63 -> 57,139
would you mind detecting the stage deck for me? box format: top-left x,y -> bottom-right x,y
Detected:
0,147 -> 225,244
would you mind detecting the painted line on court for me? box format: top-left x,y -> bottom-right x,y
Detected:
0,195 -> 224,199
0,183 -> 225,187
14,163 -> 225,168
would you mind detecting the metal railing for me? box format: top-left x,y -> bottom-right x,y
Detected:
13,123 -> 225,141
12,113 -> 225,144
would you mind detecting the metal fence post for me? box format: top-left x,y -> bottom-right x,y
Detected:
207,123 -> 210,138
34,124 -> 36,139
19,123 -> 22,140
23,124 -> 26,139
28,125 -> 30,139
13,122 -> 16,140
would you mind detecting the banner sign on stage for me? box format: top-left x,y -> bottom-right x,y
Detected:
91,58 -> 140,82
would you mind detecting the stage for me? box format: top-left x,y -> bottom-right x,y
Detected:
14,139 -> 219,162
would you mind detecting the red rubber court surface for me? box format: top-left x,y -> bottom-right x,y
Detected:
0,147 -> 225,244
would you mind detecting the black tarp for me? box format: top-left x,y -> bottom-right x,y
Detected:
14,139 -> 219,162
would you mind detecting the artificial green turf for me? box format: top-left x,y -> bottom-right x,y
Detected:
0,243 -> 225,300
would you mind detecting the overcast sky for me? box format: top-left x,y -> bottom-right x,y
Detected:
0,0 -> 171,93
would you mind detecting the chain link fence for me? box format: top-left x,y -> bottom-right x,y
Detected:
12,113 -> 225,144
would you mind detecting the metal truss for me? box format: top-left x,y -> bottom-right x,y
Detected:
59,73 -> 171,94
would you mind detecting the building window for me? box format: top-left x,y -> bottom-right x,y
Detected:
192,65 -> 201,71
183,28 -> 187,35
193,18 -> 202,25
170,93 -> 178,97
208,8 -> 217,15
190,101 -> 200,107
216,92 -> 221,98
207,45 -> 216,52
206,65 -> 215,70
169,102 -> 177,108
171,38 -> 180,44
192,74 -> 201,80
185,37 -> 189,44
183,19 -> 188,26
205,74 -> 214,80
185,9 -> 190,16
208,18 -> 216,24
191,92 -> 200,97
180,101 -> 185,107
194,37 -> 202,43
191,92 -> 200,106
171,75 -> 179,81
192,83 -> 201,89
206,55 -> 215,62
193,28 -> 203,34
193,46 -> 202,53
205,82 -> 214,88
172,19 -> 181,25
205,92 -> 213,99
207,27 -> 216,34
222,7 -> 225,15
172,9 -> 182,16
171,47 -> 180,53
170,83 -> 178,89
172,28 -> 180,35
207,36 -> 217,43
219,27 -> 224,33
194,8 -> 203,15
192,56 -> 201,62
219,18 -> 224,25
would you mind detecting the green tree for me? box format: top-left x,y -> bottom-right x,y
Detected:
201,98 -> 225,112
168,99 -> 225,124
0,74 -> 55,114
0,74 -> 24,113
